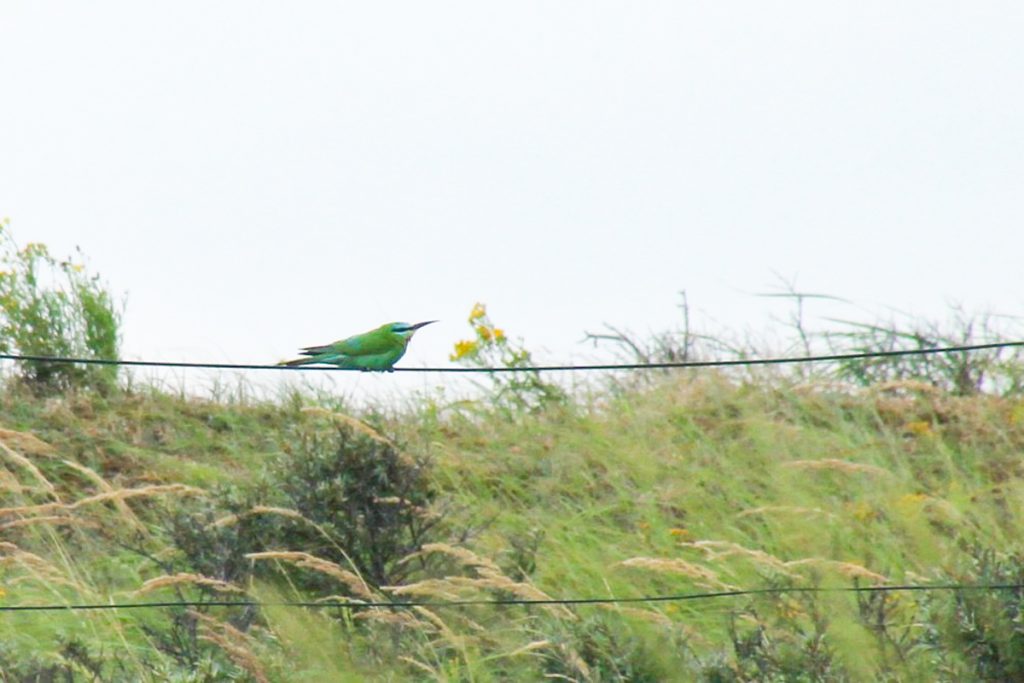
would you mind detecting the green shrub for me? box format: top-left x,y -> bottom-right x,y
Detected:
171,421 -> 445,600
274,423 -> 443,588
940,548 -> 1024,680
169,483 -> 280,589
0,219 -> 122,392
542,616 -> 677,682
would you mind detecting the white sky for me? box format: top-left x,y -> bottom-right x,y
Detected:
1,2 -> 1022,397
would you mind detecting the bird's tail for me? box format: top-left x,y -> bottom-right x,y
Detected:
278,356 -> 319,367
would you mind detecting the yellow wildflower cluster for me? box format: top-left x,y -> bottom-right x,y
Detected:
451,339 -> 478,361
476,326 -> 506,342
450,302 -> 508,362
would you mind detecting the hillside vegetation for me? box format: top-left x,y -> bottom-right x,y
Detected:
2,367 -> 1024,681
2,228 -> 1024,680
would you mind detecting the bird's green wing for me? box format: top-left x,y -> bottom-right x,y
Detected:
334,332 -> 399,355
302,327 -> 401,357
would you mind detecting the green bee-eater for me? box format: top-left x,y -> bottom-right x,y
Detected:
280,321 -> 437,371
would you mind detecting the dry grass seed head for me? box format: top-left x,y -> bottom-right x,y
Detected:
784,558 -> 889,584
352,608 -> 425,629
783,459 -> 890,476
189,609 -> 258,646
682,540 -> 799,577
0,542 -> 89,592
386,573 -> 575,620
372,496 -> 407,505
399,656 -> 439,678
0,442 -> 56,497
598,604 -> 674,627
244,551 -> 375,600
69,484 -> 203,510
0,467 -> 43,495
619,557 -> 733,590
468,570 -> 575,619
135,572 -> 245,595
209,505 -> 310,529
383,579 -> 466,602
299,407 -> 397,448
0,429 -> 55,457
1,484 -> 203,523
738,505 -> 833,519
411,543 -> 503,575
0,515 -> 95,532
411,606 -> 471,650
60,459 -> 144,530
557,642 -> 594,682
499,639 -> 552,660
0,501 -> 64,517
196,628 -> 269,683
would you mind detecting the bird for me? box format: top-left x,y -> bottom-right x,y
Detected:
279,321 -> 437,372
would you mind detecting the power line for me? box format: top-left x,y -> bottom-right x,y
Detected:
2,583 -> 1022,612
0,341 -> 1021,374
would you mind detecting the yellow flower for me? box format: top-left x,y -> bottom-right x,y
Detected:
493,328 -> 506,341
450,340 -> 477,361
469,303 -> 486,322
477,326 -> 493,342
904,420 -> 932,436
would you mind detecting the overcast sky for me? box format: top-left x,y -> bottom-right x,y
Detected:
1,2 -> 1022,397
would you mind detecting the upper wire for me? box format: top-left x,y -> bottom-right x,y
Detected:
0,340 -> 1020,373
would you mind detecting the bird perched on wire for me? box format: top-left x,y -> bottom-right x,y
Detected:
279,321 -> 437,372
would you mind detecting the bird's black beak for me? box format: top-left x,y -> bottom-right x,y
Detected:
410,320 -> 438,330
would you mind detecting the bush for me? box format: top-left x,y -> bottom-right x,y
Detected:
940,548 -> 1024,680
274,423 -> 442,587
171,421 -> 445,598
542,616 -> 677,682
169,483 -> 280,590
0,219 -> 122,392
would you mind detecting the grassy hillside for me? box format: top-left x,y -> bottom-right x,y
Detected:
2,369 -> 1024,681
